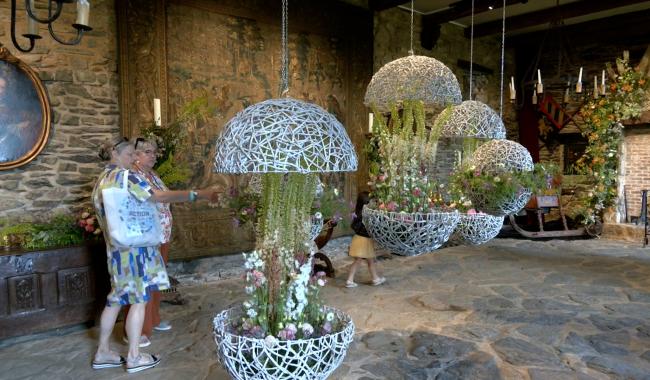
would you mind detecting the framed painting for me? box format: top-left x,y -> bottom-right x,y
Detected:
0,47 -> 51,170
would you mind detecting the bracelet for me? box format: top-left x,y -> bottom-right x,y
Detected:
189,190 -> 198,202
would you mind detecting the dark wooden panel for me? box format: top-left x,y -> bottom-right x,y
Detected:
8,274 -> 42,315
40,273 -> 58,308
57,267 -> 94,305
0,279 -> 7,316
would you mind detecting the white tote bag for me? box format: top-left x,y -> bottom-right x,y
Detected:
102,170 -> 163,249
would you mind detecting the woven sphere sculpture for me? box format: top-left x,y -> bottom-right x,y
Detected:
364,55 -> 462,112
214,97 -> 357,174
467,140 -> 534,216
448,213 -> 503,246
362,207 -> 460,256
439,100 -> 506,139
214,307 -> 355,380
471,139 -> 534,173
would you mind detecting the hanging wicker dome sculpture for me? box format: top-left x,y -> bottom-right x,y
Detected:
447,213 -> 503,246
466,139 -> 534,216
364,55 -> 462,112
214,97 -> 358,174
439,100 -> 506,139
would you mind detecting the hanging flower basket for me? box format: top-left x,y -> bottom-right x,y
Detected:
213,307 -> 355,380
467,187 -> 532,216
362,207 -> 459,256
448,212 -> 504,246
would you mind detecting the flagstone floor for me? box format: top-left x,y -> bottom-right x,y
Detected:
2,237 -> 650,379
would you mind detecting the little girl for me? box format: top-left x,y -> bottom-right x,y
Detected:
345,191 -> 385,288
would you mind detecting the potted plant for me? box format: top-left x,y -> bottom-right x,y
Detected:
363,100 -> 459,256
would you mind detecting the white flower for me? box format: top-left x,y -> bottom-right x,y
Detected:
317,278 -> 326,287
326,312 -> 334,322
245,286 -> 255,294
246,308 -> 257,318
264,335 -> 278,348
493,176 -> 501,182
301,322 -> 314,336
333,188 -> 339,197
314,212 -> 323,219
243,301 -> 252,309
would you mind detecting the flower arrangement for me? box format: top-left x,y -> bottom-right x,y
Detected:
311,184 -> 352,227
573,55 -> 648,225
449,162 -> 549,213
227,173 -> 346,340
0,213 -> 98,250
76,209 -> 102,239
366,100 -> 450,213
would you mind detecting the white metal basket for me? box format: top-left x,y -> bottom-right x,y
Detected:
467,188 -> 532,216
439,100 -> 506,139
448,213 -> 503,246
362,207 -> 459,256
213,307 -> 355,380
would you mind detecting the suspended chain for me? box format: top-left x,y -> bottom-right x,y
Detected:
409,0 -> 414,55
499,0 -> 506,117
281,0 -> 289,96
469,0 -> 474,99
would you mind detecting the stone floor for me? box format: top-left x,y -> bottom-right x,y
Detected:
2,237 -> 650,379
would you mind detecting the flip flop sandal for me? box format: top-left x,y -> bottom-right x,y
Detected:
92,356 -> 126,369
126,354 -> 161,373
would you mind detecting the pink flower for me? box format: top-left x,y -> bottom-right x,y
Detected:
412,188 -> 421,197
386,201 -> 397,212
85,224 -> 95,232
467,209 -> 477,215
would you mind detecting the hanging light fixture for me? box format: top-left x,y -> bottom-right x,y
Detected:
9,0 -> 91,53
364,0 -> 461,112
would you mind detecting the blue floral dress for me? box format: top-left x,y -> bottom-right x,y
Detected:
92,165 -> 170,306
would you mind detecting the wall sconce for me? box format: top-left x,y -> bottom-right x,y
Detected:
10,0 -> 92,53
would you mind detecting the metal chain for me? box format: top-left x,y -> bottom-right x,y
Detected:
469,0 -> 474,99
281,0 -> 289,96
499,0 -> 506,117
409,0 -> 414,55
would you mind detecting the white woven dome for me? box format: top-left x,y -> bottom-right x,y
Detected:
439,100 -> 506,139
471,139 -> 533,174
214,98 -> 358,173
364,55 -> 462,112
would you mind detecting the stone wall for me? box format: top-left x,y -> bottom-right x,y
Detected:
0,0 -> 119,219
623,128 -> 650,219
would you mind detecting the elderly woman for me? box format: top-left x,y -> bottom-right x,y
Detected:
122,137 -> 176,346
91,137 -> 218,373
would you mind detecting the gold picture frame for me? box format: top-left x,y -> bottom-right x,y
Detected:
0,46 -> 51,170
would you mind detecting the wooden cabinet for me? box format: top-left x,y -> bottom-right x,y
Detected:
0,242 -> 109,340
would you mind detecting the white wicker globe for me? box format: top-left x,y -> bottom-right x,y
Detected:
439,100 -> 506,139
467,140 -> 534,216
471,139 -> 534,173
214,97 -> 358,173
364,55 -> 462,112
448,213 -> 503,246
362,207 -> 460,256
213,307 -> 354,380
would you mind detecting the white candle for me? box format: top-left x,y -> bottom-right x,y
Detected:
75,0 -> 90,29
537,69 -> 542,84
26,0 -> 39,37
601,70 -> 605,86
593,76 -> 598,99
153,98 -> 161,126
509,77 -> 516,100
624,50 -> 629,61
532,91 -> 537,105
577,67 -> 582,83
564,87 -> 570,103
368,113 -> 373,134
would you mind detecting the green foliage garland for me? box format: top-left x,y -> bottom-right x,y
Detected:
573,57 -> 648,224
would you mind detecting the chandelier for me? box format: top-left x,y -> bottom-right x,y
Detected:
9,0 -> 91,53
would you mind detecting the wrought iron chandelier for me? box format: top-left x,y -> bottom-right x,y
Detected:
9,0 -> 91,53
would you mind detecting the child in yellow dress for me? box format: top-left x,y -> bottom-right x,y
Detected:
345,191 -> 386,288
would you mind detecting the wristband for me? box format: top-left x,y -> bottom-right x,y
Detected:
189,190 -> 198,202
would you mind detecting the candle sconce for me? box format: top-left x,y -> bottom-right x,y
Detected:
9,0 -> 91,53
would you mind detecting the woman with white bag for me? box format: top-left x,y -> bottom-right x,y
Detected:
91,137 -> 218,373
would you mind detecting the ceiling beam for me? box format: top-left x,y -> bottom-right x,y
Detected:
469,0 -> 650,38
368,0 -> 409,11
423,0 -> 527,26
